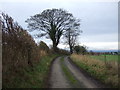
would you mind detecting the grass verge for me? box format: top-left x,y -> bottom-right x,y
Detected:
70,54 -> 118,88
4,54 -> 58,88
60,57 -> 80,88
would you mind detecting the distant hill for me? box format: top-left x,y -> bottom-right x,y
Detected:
88,49 -> 118,53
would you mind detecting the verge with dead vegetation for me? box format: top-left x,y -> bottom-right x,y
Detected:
70,54 -> 118,88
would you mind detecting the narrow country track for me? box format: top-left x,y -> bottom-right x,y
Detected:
49,56 -> 105,88
49,57 -> 71,88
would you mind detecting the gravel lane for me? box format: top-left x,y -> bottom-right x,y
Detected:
49,57 -> 71,88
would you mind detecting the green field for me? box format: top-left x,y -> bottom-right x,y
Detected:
90,55 -> 118,61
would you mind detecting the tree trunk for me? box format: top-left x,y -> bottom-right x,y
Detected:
70,45 -> 73,54
52,41 -> 58,52
68,31 -> 73,54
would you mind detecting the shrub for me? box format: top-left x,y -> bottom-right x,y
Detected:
1,13 -> 40,87
74,45 -> 87,55
39,41 -> 49,55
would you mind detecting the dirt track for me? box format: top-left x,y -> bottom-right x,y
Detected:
49,56 -> 105,88
49,57 -> 71,88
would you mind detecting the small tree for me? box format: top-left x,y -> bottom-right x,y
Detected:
74,45 -> 87,55
64,19 -> 81,54
74,45 -> 80,54
25,8 -> 78,52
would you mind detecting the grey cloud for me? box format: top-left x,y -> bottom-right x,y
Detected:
0,1 -> 118,49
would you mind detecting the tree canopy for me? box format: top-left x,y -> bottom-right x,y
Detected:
25,8 -> 80,52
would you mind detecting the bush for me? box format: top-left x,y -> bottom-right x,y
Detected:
1,13 -> 40,87
74,45 -> 87,55
39,41 -> 49,50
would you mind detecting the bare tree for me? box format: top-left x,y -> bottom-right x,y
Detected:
64,19 -> 82,54
25,8 -> 78,52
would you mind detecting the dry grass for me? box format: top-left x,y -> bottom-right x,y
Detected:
39,50 -> 48,57
71,54 -> 118,88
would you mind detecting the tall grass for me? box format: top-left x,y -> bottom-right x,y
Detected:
71,54 -> 118,88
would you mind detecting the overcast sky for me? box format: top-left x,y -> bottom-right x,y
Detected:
0,0 -> 119,50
